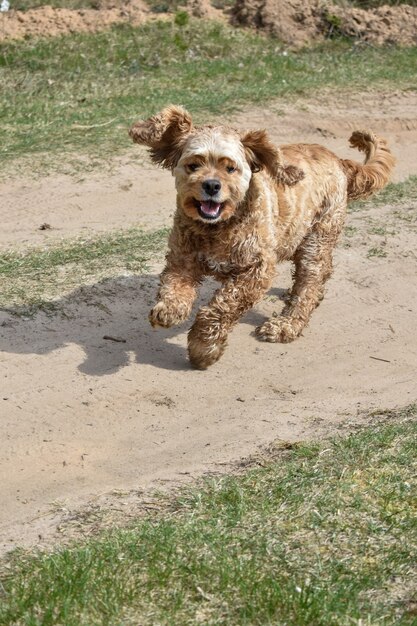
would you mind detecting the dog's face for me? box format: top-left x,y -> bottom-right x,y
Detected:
129,105 -> 304,224
173,128 -> 252,224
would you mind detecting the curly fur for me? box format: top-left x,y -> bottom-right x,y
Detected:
130,106 -> 395,369
341,130 -> 395,200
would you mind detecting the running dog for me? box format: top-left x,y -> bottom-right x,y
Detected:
130,105 -> 395,369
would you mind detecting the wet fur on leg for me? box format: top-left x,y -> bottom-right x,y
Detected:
130,106 -> 395,368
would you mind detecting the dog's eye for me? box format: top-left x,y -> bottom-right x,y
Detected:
188,163 -> 200,172
227,166 -> 236,173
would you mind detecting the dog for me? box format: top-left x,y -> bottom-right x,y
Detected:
129,105 -> 395,369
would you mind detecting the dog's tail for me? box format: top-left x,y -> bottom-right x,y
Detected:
341,130 -> 395,201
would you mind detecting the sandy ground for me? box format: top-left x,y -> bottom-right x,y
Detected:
1,91 -> 417,555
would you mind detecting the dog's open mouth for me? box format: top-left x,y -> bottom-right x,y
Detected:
195,199 -> 224,221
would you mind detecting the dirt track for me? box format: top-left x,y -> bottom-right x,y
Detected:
1,91 -> 417,554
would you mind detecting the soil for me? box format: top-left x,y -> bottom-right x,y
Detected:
0,0 -> 149,42
1,0 -> 416,46
1,90 -> 416,555
0,0 -> 224,42
231,0 -> 417,47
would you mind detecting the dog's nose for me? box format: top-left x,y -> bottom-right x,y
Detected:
202,179 -> 221,196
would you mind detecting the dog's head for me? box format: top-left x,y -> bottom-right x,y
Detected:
129,105 -> 303,224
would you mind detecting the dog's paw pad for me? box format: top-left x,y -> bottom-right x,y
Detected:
149,302 -> 176,328
149,300 -> 192,328
255,319 -> 299,343
188,342 -> 226,369
188,327 -> 227,369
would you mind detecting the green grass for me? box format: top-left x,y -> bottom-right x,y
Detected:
367,245 -> 388,258
1,19 -> 416,175
0,227 -> 168,313
350,175 -> 417,211
1,406 -> 416,625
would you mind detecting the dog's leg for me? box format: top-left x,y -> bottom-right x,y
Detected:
149,252 -> 202,328
188,261 -> 275,369
256,217 -> 344,343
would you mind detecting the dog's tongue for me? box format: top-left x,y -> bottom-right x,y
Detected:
200,200 -> 221,216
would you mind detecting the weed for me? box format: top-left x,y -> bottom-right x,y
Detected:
367,224 -> 396,236
343,225 -> 358,236
367,246 -> 388,258
393,209 -> 417,223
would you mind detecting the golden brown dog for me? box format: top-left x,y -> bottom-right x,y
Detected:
130,105 -> 395,369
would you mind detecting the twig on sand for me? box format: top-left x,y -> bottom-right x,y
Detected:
103,335 -> 127,343
369,355 -> 391,363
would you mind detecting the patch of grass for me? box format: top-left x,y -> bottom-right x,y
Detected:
367,245 -> 388,258
393,209 -> 417,223
347,178 -> 417,259
0,227 -> 168,313
1,406 -> 416,625
211,0 -> 235,9
368,224 -> 396,236
350,175 -> 417,211
1,20 -> 416,175
343,224 -> 358,236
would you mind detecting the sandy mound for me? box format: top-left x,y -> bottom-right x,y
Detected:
0,0 -> 149,42
232,0 -> 324,47
231,0 -> 417,47
2,0 -> 415,44
329,4 -> 417,46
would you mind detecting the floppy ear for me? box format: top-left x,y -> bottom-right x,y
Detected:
241,129 -> 304,186
129,105 -> 193,169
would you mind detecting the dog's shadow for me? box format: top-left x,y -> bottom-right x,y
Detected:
0,274 -> 288,376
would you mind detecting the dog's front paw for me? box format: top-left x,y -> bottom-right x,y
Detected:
187,326 -> 227,369
255,318 -> 301,343
149,300 -> 190,329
